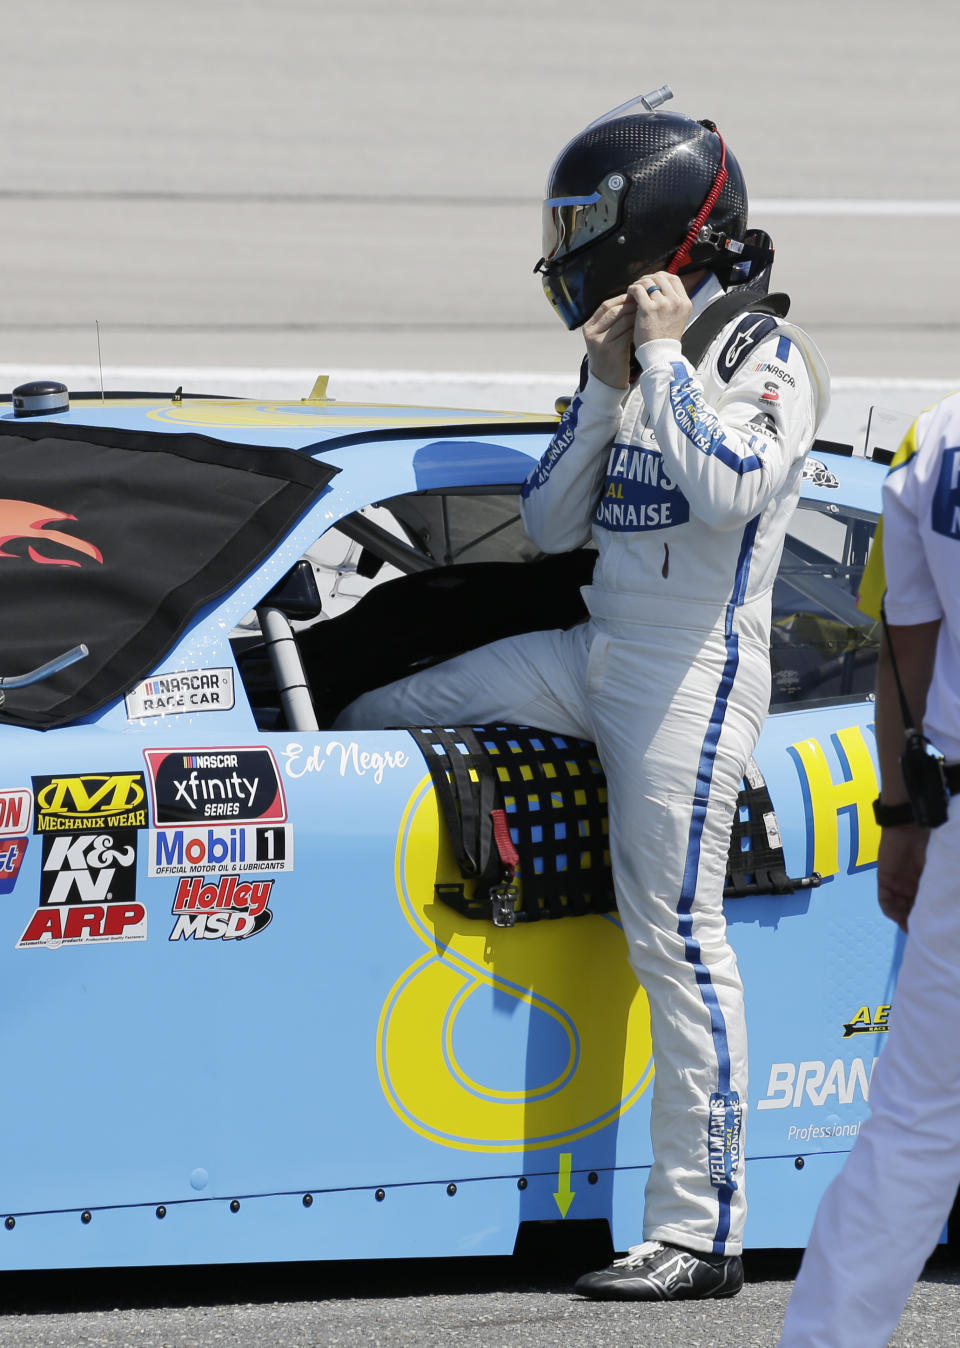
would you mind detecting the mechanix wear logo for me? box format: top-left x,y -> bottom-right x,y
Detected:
145,748 -> 286,827
18,830 -> 145,948
169,875 -> 274,941
32,773 -> 147,833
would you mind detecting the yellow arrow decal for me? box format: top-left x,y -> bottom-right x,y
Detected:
553,1152 -> 575,1218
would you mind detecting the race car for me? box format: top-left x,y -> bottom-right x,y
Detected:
0,377 -> 893,1271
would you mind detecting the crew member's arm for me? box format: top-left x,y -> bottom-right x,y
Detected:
874,619 -> 939,930
519,296 -> 630,552
629,272 -> 818,529
871,431 -> 944,929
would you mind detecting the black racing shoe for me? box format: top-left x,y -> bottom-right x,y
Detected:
573,1239 -> 744,1301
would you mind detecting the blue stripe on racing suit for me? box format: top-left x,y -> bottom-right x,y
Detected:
677,512 -> 758,1249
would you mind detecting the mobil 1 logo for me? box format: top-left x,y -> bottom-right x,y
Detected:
17,830 -> 146,948
149,824 -> 294,876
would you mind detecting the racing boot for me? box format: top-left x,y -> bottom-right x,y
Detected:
573,1239 -> 744,1301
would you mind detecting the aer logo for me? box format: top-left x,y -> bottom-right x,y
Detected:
843,1004 -> 890,1038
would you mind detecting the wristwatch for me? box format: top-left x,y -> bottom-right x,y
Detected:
872,796 -> 916,827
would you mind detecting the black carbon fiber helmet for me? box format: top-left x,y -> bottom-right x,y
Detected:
534,100 -> 749,328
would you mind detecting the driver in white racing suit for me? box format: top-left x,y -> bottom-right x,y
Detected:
337,90 -> 829,1300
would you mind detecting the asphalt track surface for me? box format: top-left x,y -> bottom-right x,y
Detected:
3,2 -> 960,1343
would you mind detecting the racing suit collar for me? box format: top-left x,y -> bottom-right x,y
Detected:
685,272 -> 725,327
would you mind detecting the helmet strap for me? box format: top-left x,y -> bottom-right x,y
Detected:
666,125 -> 728,275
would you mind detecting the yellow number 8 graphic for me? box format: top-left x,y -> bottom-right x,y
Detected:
377,776 -> 655,1153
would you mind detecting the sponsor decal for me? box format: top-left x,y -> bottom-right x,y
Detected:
716,314 -> 778,383
594,442 -> 689,534
32,773 -> 148,833
843,1004 -> 890,1038
787,723 -> 879,881
753,361 -> 796,388
0,787 -> 32,835
760,380 -> 780,405
801,458 -> 839,489
747,411 -> 779,440
786,1121 -> 862,1144
0,838 -> 28,895
169,874 -> 274,941
708,1091 -> 742,1190
756,1057 -> 876,1110
125,668 -> 236,719
931,446 -> 960,541
282,739 -> 410,783
149,824 -> 293,876
145,748 -> 286,827
17,830 -> 145,948
0,499 -> 103,568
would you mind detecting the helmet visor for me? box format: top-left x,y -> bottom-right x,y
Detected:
540,173 -> 628,265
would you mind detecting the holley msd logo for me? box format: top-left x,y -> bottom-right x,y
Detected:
169,874 -> 274,941
145,748 -> 286,826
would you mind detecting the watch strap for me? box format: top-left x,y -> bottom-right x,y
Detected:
873,796 -> 916,828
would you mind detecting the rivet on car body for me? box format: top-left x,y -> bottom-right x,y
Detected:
446,1183 -> 457,1197
156,1206 -> 166,1219
794,1157 -> 805,1170
230,1200 -> 240,1213
81,1211 -> 92,1224
4,1217 -> 14,1231
375,1189 -> 386,1202
302,1194 -> 313,1208
517,1177 -> 528,1191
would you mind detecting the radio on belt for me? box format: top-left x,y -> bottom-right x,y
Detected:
11,380 -> 70,418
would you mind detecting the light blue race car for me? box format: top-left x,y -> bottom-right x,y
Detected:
0,377 -> 892,1271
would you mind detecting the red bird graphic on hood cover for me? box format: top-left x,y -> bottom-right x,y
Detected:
0,499 -> 103,567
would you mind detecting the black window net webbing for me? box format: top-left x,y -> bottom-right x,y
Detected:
408,725 -> 819,926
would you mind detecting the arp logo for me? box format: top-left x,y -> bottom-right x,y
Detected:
17,902 -> 146,948
33,773 -> 147,832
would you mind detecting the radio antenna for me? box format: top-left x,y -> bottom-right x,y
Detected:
95,320 -> 105,404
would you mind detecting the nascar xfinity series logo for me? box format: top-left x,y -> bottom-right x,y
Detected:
144,748 -> 286,827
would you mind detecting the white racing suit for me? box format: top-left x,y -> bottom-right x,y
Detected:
337,274 -> 829,1255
